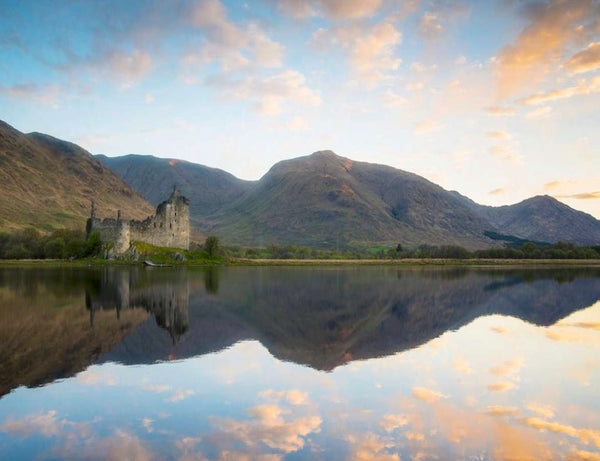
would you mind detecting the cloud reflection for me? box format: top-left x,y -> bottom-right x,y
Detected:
209,403 -> 321,454
411,387 -> 446,403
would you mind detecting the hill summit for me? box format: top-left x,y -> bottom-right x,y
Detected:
0,121 -> 154,232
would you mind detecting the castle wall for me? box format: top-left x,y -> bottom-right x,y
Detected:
86,187 -> 190,255
129,196 -> 189,250
87,218 -> 130,256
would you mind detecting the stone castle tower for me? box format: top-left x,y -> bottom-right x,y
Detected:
87,186 -> 190,256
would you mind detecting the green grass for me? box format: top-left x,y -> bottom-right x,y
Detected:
128,241 -> 224,265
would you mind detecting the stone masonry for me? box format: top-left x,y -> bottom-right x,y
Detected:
86,186 -> 190,256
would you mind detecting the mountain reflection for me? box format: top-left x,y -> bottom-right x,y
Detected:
99,266 -> 600,371
1,265 -> 600,398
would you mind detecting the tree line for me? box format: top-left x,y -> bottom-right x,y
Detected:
226,241 -> 600,260
0,229 -> 101,259
1,228 -> 598,261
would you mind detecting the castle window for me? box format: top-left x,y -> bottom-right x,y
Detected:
170,223 -> 172,229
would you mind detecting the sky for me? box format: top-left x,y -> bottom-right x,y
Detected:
1,0 -> 599,218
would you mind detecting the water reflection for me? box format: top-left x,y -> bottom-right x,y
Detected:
85,268 -> 190,343
0,266 -> 599,460
99,266 -> 600,370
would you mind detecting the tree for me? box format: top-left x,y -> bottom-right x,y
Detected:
204,236 -> 220,258
84,231 -> 102,257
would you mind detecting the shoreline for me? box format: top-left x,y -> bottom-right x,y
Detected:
1,258 -> 600,267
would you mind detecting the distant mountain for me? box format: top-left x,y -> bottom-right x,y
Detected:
96,154 -> 253,229
451,191 -> 600,245
486,196 -> 600,245
99,150 -> 600,248
0,121 -> 154,232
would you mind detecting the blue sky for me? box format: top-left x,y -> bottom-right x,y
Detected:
1,0 -> 599,217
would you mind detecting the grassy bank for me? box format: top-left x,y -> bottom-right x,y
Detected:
227,258 -> 600,266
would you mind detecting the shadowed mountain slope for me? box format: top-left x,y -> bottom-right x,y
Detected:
453,191 -> 600,245
486,196 -> 600,245
96,154 -> 253,228
0,121 -> 154,231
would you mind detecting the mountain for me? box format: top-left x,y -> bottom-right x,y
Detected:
0,121 -> 154,232
484,195 -> 600,245
206,150 -> 499,248
96,154 -> 253,228
99,150 -> 600,249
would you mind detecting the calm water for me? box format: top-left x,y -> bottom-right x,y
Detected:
0,265 -> 599,460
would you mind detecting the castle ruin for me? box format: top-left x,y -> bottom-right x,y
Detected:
86,186 -> 190,256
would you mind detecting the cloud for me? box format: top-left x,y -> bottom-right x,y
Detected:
103,49 -> 153,87
166,389 -> 196,402
186,0 -> 284,72
260,389 -> 309,405
210,404 -> 322,453
76,370 -> 117,386
489,358 -> 524,377
312,21 -> 402,85
486,406 -> 520,417
0,410 -> 65,437
412,386 -> 446,403
452,358 -> 473,374
405,81 -> 425,91
417,1 -> 471,39
489,145 -> 522,164
566,42 -> 600,74
486,130 -> 512,140
570,450 -> 600,461
208,70 -> 321,115
525,105 -> 553,119
419,12 -> 444,37
489,188 -> 507,196
277,0 -> 383,19
544,179 -> 600,200
141,418 -> 154,433
379,414 -> 408,432
520,76 -> 600,105
486,106 -> 516,116
557,191 -> 600,199
526,403 -> 555,419
494,0 -> 599,96
0,83 -> 82,107
383,90 -> 408,108
490,325 -> 510,334
521,417 -> 600,449
285,116 -> 308,131
55,430 -> 154,461
414,119 -> 442,134
345,432 -> 400,461
141,384 -> 172,393
487,381 -> 516,392
544,180 -> 563,191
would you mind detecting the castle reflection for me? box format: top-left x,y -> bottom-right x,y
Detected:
85,267 -> 190,344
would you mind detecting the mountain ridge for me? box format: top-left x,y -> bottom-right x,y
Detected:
0,120 -> 154,232
99,150 -> 600,248
2,118 -> 598,247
